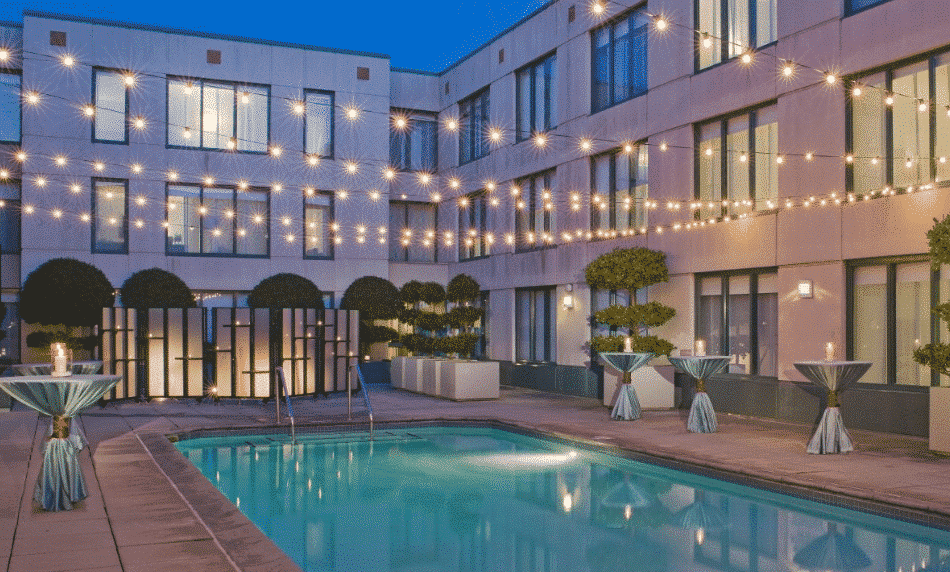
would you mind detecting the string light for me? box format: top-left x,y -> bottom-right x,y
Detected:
269,146 -> 282,157
579,138 -> 593,153
852,86 -> 862,97
344,106 -> 359,120
61,54 -> 75,67
445,118 -> 459,131
0,49 -> 8,61
292,101 -> 305,115
124,73 -> 136,87
590,1 -> 606,15
15,151 -> 26,162
740,52 -> 753,65
83,105 -> 95,117
383,168 -> 396,180
825,73 -> 837,85
307,154 -> 320,166
782,62 -> 794,77
25,91 -> 40,105
132,116 -> 146,130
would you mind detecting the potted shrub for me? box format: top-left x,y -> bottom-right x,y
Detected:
439,274 -> 497,401
914,215 -> 950,452
341,276 -> 401,384
585,247 -> 677,409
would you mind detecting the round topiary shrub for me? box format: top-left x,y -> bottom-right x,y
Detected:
400,280 -> 424,305
248,273 -> 325,309
20,258 -> 114,327
447,274 -> 480,303
419,282 -> 447,306
120,268 -> 196,309
341,276 -> 402,320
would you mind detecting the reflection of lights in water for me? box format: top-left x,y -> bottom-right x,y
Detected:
307,479 -> 312,490
463,450 -> 581,469
318,488 -> 323,499
696,528 -> 705,545
624,504 -> 632,520
216,471 -> 220,482
562,493 -> 573,513
236,497 -> 240,507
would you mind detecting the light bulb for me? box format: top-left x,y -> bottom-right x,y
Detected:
124,74 -> 136,87
654,17 -> 668,31
825,73 -> 837,84
62,55 -> 75,67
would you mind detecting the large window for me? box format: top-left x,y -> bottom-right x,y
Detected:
847,0 -> 888,14
516,53 -> 557,141
592,7 -> 649,113
305,90 -> 333,158
0,181 -> 20,254
0,70 -> 19,143
459,191 -> 489,261
696,0 -> 777,70
515,170 -> 556,252
166,184 -> 269,257
93,69 -> 128,143
849,52 -> 950,195
92,178 -> 128,254
697,104 -> 778,219
0,299 -> 19,362
390,110 -> 437,171
696,270 -> 778,377
459,89 -> 490,165
850,258 -> 941,386
304,191 -> 333,260
389,201 -> 437,263
516,287 -> 556,362
591,144 -> 648,238
167,78 -> 269,152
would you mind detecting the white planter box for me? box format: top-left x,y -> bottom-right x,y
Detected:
390,357 -> 406,389
422,358 -> 446,396
439,360 -> 499,401
930,386 -> 950,453
403,357 -> 425,392
603,361 -> 675,410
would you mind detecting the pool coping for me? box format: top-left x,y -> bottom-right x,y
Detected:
143,417 -> 950,571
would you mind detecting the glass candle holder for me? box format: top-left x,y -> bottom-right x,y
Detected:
50,342 -> 72,377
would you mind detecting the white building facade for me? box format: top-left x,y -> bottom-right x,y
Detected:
0,0 -> 947,435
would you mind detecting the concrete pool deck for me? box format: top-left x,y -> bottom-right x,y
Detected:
2,384 -> 950,571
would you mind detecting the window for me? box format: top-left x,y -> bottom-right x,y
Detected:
0,181 -> 20,254
516,53 -> 557,141
696,270 -> 778,376
592,7 -> 649,113
166,184 -> 269,257
515,170 -> 556,252
516,287 -> 556,362
849,52 -> 950,194
850,258 -> 941,386
591,144 -> 648,238
92,179 -> 128,253
389,201 -> 437,263
0,299 -> 19,362
459,191 -> 489,260
390,110 -> 437,171
93,69 -> 128,143
696,0 -> 777,70
847,0 -> 888,14
696,104 -> 777,219
304,191 -> 333,259
167,78 -> 269,152
305,90 -> 333,158
459,88 -> 490,164
0,71 -> 20,143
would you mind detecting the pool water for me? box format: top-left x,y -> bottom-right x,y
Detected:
176,427 -> 950,572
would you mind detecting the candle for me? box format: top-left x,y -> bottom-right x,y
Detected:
51,343 -> 68,377
695,339 -> 706,357
623,336 -> 633,353
825,342 -> 834,362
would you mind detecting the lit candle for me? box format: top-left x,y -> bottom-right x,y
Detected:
825,342 -> 834,362
695,339 -> 706,357
52,343 -> 68,377
624,336 -> 633,353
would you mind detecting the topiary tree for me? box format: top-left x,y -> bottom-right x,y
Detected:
442,274 -> 484,358
20,258 -> 114,352
447,274 -> 480,303
121,268 -> 196,309
248,273 -> 324,309
341,276 -> 402,357
915,215 -> 950,376
585,247 -> 676,356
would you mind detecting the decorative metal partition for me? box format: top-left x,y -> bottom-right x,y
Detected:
100,307 -> 359,401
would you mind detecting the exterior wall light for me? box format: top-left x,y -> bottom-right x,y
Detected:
798,280 -> 813,299
562,284 -> 575,309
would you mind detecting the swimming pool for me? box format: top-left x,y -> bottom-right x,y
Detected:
176,426 -> 950,572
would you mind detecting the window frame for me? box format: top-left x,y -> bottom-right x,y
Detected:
846,254 -> 940,388
515,51 -> 557,142
514,169 -> 556,253
589,143 -> 649,238
458,88 -> 491,165
845,0 -> 893,17
693,0 -> 778,73
515,286 -> 556,363
165,76 -> 272,154
91,177 -> 129,255
693,101 -> 778,218
388,200 -> 438,263
303,89 -> 335,159
92,68 -> 130,145
459,190 -> 489,261
164,182 -> 271,258
590,5 -> 650,114
0,68 -> 22,144
302,190 -> 335,260
389,108 -> 438,172
0,179 -> 21,254
693,267 -> 779,378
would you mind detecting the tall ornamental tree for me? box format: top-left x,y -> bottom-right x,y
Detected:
341,276 -> 402,357
914,215 -> 950,376
585,247 -> 676,356
442,273 -> 484,358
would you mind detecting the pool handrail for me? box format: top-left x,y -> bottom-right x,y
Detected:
348,363 -> 375,438
274,367 -> 296,444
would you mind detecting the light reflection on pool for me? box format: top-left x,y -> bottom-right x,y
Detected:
176,427 -> 950,572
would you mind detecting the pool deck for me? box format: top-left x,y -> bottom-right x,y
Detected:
2,384 -> 950,571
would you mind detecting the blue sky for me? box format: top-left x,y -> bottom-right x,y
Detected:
0,0 -> 547,72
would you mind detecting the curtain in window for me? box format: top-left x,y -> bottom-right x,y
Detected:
936,56 -> 950,183
236,86 -> 268,152
756,0 -> 777,46
168,79 -> 200,147
633,145 -> 649,229
0,72 -> 19,142
699,123 -> 722,219
728,276 -> 751,373
892,63 -> 930,189
93,181 -> 125,252
94,71 -> 125,142
516,67 -> 532,140
236,190 -> 268,256
896,263 -> 931,386
305,92 -> 333,157
698,277 -> 723,356
516,289 -> 555,362
592,153 -> 611,233
698,0 -> 722,68
388,203 -> 405,261
167,186 -> 200,253
727,0 -> 750,58
614,150 -> 632,232
390,129 -> 409,170
726,114 -> 750,215
202,83 -> 234,150
201,188 -> 234,254
305,194 -> 331,258
411,115 -> 437,171
754,106 -> 778,210
852,266 -> 888,385
407,202 -> 436,262
756,273 -> 778,377
852,72 -> 886,195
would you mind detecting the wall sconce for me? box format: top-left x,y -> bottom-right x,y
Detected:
562,284 -> 575,310
798,280 -> 813,299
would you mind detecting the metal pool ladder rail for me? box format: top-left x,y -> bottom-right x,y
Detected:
348,364 -> 375,438
275,367 -> 296,444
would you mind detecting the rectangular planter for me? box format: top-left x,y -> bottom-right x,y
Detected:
931,386 -> 950,453
389,357 -> 405,389
403,357 -> 425,392
439,360 -> 500,401
422,358 -> 445,396
603,360 -> 675,410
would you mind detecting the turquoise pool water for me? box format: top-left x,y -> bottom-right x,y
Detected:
176,427 -> 950,572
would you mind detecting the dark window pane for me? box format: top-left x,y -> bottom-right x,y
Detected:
0,72 -> 21,142
94,180 -> 127,253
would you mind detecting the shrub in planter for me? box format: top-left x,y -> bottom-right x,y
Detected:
121,268 -> 197,309
585,247 -> 676,356
441,274 -> 485,359
915,215 -> 950,377
342,276 -> 402,356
